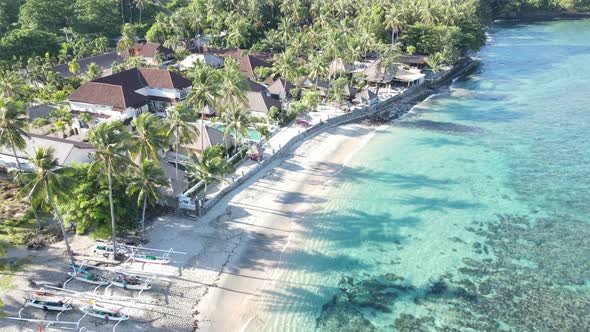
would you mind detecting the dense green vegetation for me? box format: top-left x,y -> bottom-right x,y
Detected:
0,0 -> 588,257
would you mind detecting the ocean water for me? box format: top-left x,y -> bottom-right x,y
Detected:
254,20 -> 590,331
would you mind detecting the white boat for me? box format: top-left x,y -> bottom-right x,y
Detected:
25,298 -> 73,311
81,305 -> 129,321
109,273 -> 152,290
131,254 -> 170,265
67,271 -> 110,285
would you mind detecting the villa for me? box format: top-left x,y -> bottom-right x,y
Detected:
128,42 -> 174,65
0,134 -> 95,169
178,53 -> 224,70
363,60 -> 426,88
268,78 -> 296,100
51,52 -> 124,78
178,120 -> 234,156
68,67 -> 192,121
246,91 -> 281,118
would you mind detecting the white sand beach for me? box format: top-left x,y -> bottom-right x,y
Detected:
0,123 -> 378,332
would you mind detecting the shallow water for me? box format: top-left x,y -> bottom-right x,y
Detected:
253,20 -> 590,331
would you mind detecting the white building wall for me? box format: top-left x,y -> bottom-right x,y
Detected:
136,87 -> 179,100
69,101 -> 119,117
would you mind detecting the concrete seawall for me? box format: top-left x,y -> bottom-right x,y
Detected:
193,57 -> 479,215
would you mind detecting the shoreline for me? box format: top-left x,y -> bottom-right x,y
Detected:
190,60 -> 476,331
192,123 -> 379,331
0,59 -> 474,332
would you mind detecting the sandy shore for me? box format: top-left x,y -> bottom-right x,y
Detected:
0,123 -> 377,332
193,123 -> 377,331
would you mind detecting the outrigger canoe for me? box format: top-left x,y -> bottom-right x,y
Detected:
109,272 -> 152,290
131,254 -> 170,265
67,270 -> 110,286
94,241 -> 128,256
25,298 -> 73,311
81,305 -> 129,321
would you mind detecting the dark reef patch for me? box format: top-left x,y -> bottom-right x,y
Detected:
316,214 -> 590,331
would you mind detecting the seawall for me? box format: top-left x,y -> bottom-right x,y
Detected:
193,57 -> 479,215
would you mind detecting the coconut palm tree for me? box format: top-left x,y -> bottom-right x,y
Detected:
220,58 -> 247,103
82,63 -> 103,81
117,24 -> 136,55
425,52 -> 445,73
94,37 -> 110,54
0,99 -> 29,171
134,0 -> 147,25
165,104 -> 199,180
88,121 -> 132,258
186,64 -> 221,150
272,49 -> 298,82
68,60 -> 81,76
0,70 -> 24,99
384,6 -> 402,45
221,99 -> 250,147
126,160 -> 168,239
183,148 -> 233,195
306,53 -> 327,90
130,112 -> 169,163
16,148 -> 75,265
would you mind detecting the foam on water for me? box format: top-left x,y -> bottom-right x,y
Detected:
249,19 -> 590,331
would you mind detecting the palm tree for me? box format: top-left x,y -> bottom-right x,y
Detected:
306,53 -> 327,90
16,148 -> 75,265
68,60 -> 81,76
94,37 -> 110,54
134,0 -> 147,25
0,99 -> 29,171
127,160 -> 168,239
130,112 -> 169,163
0,70 -> 24,99
88,121 -> 132,258
165,104 -> 199,180
221,100 -> 250,147
117,24 -> 136,55
186,64 -> 220,151
220,58 -> 247,103
183,148 -> 233,195
82,63 -> 103,81
425,52 -> 445,73
384,7 -> 402,45
272,50 -> 298,82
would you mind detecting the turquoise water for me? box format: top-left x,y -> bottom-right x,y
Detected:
214,124 -> 262,141
255,20 -> 590,331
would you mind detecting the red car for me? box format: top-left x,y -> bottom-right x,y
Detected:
249,153 -> 260,161
296,119 -> 310,127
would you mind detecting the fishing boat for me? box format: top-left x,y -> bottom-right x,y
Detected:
67,267 -> 110,286
81,305 -> 129,321
131,254 -> 170,265
108,272 -> 152,290
24,298 -> 73,311
94,240 -> 128,256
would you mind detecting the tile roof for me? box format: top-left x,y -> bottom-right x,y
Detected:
69,68 -> 191,111
132,42 -> 174,58
245,79 -> 268,93
51,52 -> 124,78
238,54 -> 272,78
246,91 -> 281,114
268,78 -> 295,97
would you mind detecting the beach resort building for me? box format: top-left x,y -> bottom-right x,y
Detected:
0,134 -> 95,170
178,53 -> 224,70
245,91 -> 281,118
68,67 -> 192,121
363,60 -> 426,88
178,120 -> 234,156
268,78 -> 296,100
128,42 -> 174,65
51,52 -> 125,78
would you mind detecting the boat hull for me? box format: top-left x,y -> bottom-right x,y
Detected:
67,272 -> 109,285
